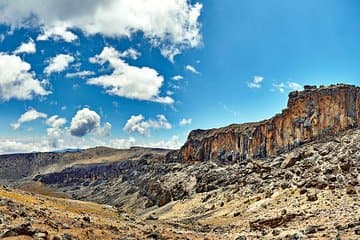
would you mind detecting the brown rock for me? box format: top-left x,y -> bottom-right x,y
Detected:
306,192 -> 318,201
346,186 -> 357,195
281,152 -> 302,169
179,84 -> 360,162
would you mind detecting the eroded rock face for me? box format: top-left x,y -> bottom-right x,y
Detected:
179,84 -> 360,162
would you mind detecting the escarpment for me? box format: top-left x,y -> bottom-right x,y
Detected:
179,84 -> 360,162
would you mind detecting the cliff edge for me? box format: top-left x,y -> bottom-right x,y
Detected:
179,84 -> 360,162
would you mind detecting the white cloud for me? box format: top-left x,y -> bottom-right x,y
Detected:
46,115 -> 67,137
273,81 -> 302,93
288,81 -> 303,91
88,46 -> 174,104
0,53 -> 50,101
123,114 -> 172,135
65,70 -> 95,78
0,131 -> 185,154
37,22 -> 78,42
160,46 -> 181,63
0,139 -> 41,154
109,137 -> 136,149
248,75 -> 264,89
166,90 -> 175,96
143,135 -> 181,149
221,103 -> 241,117
179,118 -> 192,126
0,0 -> 202,60
272,82 -> 286,93
119,48 -> 141,60
172,75 -> 184,81
185,65 -> 199,74
13,39 -> 36,54
70,108 -> 101,137
44,54 -> 75,75
11,108 -> 48,130
95,122 -> 112,137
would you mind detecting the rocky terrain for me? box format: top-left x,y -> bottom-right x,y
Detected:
0,146 -> 170,185
30,128 -> 360,239
1,84 -> 360,239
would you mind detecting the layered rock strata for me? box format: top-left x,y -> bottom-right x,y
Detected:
179,84 -> 360,162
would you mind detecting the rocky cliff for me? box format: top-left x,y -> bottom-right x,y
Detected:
179,84 -> 360,162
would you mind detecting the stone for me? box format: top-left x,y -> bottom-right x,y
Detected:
286,232 -> 304,240
33,232 -> 48,239
355,228 -> 360,235
0,222 -> 35,238
299,189 -> 307,195
306,192 -> 318,202
272,229 -> 281,236
305,225 -> 318,234
235,235 -> 246,240
63,233 -> 77,240
82,216 -> 91,223
146,214 -> 158,221
62,223 -> 71,229
346,186 -> 357,195
233,211 -> 241,217
281,152 -> 302,169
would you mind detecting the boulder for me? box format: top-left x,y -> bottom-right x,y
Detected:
281,152 -> 302,169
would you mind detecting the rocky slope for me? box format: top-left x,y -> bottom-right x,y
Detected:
17,127 -> 360,239
0,146 -> 170,185
0,186 -> 221,239
179,84 -> 360,162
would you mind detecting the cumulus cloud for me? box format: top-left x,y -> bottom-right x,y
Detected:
0,53 -> 50,101
0,0 -> 202,60
248,76 -> 264,89
37,22 -> 78,42
123,114 -> 172,135
95,122 -> 112,137
88,46 -> 174,104
46,115 -> 67,137
65,70 -> 95,78
70,108 -> 101,137
179,118 -> 192,126
13,39 -> 36,54
44,54 -> 75,75
185,65 -> 200,74
172,75 -> 184,81
11,108 -> 47,130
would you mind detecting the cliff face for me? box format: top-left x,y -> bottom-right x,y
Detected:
179,84 -> 360,162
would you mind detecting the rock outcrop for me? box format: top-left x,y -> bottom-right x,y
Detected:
179,84 -> 360,162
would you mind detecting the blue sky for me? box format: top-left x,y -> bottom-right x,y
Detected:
0,0 -> 359,153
